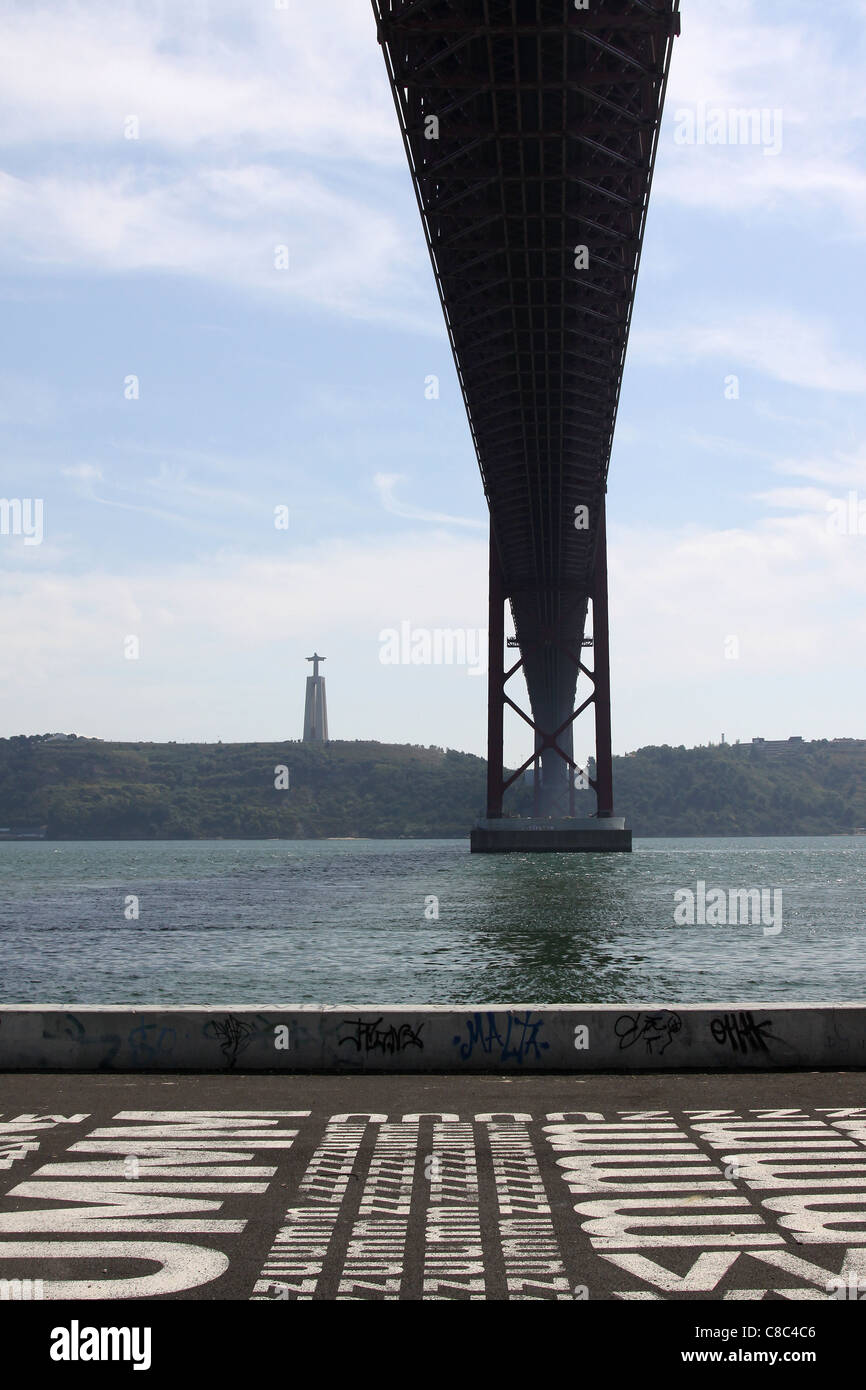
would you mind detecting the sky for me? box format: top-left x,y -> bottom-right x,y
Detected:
1,0 -> 865,767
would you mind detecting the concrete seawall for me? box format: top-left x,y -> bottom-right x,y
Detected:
0,1003 -> 864,1072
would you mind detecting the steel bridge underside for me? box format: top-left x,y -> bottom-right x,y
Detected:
374,0 -> 679,814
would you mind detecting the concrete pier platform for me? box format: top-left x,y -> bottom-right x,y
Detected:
470,815 -> 632,852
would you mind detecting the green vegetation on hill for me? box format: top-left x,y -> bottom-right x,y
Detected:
0,738 -> 494,839
0,735 -> 864,839
615,740 -> 866,837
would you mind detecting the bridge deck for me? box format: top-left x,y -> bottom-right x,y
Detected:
374,0 -> 679,770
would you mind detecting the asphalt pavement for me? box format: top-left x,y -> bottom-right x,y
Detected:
2,1070 -> 865,1301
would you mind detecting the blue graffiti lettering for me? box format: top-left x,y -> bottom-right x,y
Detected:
452,1010 -> 549,1064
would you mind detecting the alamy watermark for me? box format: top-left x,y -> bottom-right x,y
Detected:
826,1274 -> 866,1300
0,1277 -> 43,1300
0,498 -> 43,545
673,880 -> 783,936
674,103 -> 783,157
50,1323 -> 152,1370
826,491 -> 866,536
379,622 -> 487,677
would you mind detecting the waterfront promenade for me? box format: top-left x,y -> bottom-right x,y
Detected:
2,1070 -> 866,1301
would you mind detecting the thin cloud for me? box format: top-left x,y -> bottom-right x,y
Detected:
0,0 -> 396,162
373,473 -> 486,530
631,312 -> 866,393
0,1 -> 436,330
755,486 -> 835,512
0,166 -> 432,329
774,448 -> 866,489
657,0 -> 866,231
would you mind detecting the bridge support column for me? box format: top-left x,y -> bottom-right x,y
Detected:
486,524 -> 505,819
592,498 -> 614,818
472,505 -> 629,851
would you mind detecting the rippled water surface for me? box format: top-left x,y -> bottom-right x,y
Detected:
1,837 -> 864,1003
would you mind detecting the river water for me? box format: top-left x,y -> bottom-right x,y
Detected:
0,837 -> 864,1003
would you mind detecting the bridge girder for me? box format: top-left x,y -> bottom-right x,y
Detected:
373,0 -> 679,813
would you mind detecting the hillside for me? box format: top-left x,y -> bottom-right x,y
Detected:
615,740 -> 866,837
0,738 -> 498,840
0,735 -> 865,839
